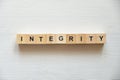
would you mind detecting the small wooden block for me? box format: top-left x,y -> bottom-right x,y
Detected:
55,34 -> 66,44
95,34 -> 106,44
26,34 -> 37,44
76,34 -> 86,44
17,34 -> 22,44
46,34 -> 56,44
17,34 -> 27,44
85,34 -> 97,44
35,34 -> 47,44
66,34 -> 76,44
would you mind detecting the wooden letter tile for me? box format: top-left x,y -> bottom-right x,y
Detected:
25,34 -> 36,44
66,34 -> 76,44
95,34 -> 106,44
55,34 -> 66,44
17,34 -> 23,44
46,34 -> 56,44
76,34 -> 86,44
85,34 -> 97,44
35,34 -> 47,44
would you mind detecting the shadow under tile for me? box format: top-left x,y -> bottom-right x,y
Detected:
17,44 -> 104,56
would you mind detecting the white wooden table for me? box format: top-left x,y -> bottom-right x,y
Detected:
0,0 -> 120,80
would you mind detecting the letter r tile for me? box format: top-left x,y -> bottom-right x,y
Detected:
66,34 -> 76,44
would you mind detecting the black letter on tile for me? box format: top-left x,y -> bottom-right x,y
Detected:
89,36 -> 93,41
39,37 -> 43,42
69,36 -> 73,41
49,36 -> 53,41
59,36 -> 63,41
80,36 -> 82,41
21,36 -> 23,41
29,36 -> 34,41
99,36 -> 103,41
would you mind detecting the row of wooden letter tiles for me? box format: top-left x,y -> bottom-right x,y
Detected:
16,34 -> 106,44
